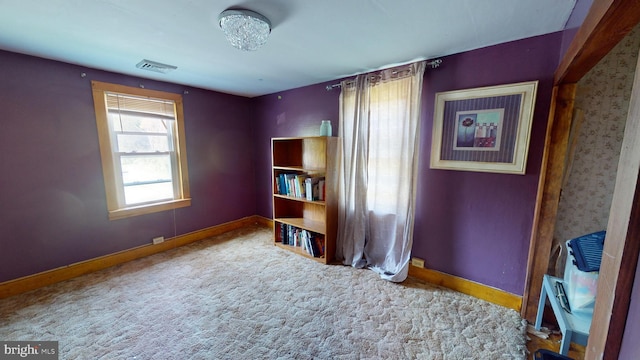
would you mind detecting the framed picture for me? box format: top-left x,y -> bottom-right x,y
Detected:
430,81 -> 538,175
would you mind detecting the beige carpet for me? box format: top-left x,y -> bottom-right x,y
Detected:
0,226 -> 527,359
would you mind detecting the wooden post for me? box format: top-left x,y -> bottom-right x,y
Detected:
586,49 -> 640,359
522,84 -> 576,322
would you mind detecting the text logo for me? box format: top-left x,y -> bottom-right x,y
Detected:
0,342 -> 58,359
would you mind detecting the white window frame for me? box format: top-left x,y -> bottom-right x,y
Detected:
92,81 -> 191,220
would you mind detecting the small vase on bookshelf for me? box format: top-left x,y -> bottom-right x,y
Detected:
320,120 -> 332,136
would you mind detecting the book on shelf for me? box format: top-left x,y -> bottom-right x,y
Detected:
289,175 -> 298,197
290,225 -> 296,246
279,223 -> 287,245
310,177 -> 324,201
277,222 -> 324,258
314,234 -> 325,257
304,230 -> 322,257
277,174 -> 287,196
286,174 -> 296,196
305,178 -> 313,201
276,173 -> 325,201
295,175 -> 306,199
301,230 -> 314,257
318,178 -> 325,201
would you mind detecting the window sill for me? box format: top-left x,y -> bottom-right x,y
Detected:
108,198 -> 191,220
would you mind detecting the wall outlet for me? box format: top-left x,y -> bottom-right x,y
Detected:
152,236 -> 164,245
411,257 -> 425,268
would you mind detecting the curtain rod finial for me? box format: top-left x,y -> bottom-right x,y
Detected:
427,59 -> 442,69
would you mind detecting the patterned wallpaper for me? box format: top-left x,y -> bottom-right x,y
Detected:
552,25 -> 640,273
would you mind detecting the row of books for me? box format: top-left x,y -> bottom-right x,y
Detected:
279,223 -> 324,258
275,173 -> 325,201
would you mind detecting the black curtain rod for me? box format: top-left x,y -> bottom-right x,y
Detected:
326,59 -> 442,91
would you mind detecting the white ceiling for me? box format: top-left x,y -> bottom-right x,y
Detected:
0,0 -> 576,98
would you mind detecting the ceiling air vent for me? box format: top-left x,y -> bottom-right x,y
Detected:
135,59 -> 177,74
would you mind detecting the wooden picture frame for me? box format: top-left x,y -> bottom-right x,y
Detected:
430,81 -> 538,175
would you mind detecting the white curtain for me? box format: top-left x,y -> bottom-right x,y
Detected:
336,61 -> 426,282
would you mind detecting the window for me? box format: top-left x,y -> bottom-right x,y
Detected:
92,81 -> 190,220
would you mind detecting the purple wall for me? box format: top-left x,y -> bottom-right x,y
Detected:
253,32 -> 563,295
415,33 -> 562,295
0,50 -> 256,282
252,82 -> 341,218
0,32 -> 562,293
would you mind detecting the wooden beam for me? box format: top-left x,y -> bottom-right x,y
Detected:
555,0 -> 640,84
586,49 -> 640,360
522,84 -> 576,322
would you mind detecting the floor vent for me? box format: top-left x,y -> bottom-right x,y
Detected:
135,59 -> 177,74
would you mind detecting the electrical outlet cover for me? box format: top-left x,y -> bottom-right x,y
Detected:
411,258 -> 425,268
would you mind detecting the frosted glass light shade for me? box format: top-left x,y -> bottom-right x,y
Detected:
218,9 -> 271,51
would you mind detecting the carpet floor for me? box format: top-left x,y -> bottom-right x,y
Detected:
0,225 -> 527,359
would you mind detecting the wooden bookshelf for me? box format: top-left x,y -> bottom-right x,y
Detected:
271,137 -> 339,264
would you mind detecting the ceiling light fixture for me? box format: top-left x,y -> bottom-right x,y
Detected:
218,9 -> 271,51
